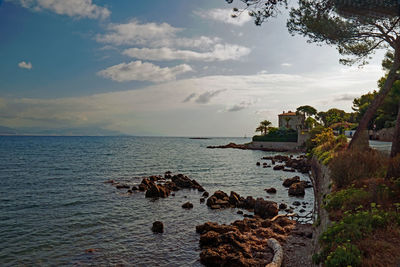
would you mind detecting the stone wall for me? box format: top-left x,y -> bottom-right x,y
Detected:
310,157 -> 332,258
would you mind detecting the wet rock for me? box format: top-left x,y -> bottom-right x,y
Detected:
289,182 -> 306,196
131,186 -> 138,191
152,221 -> 164,233
293,201 -> 301,206
282,176 -> 300,187
273,165 -> 285,171
164,171 -> 172,179
265,187 -> 277,194
237,210 -> 243,215
116,184 -> 130,189
85,248 -> 97,253
299,209 -> 306,213
145,184 -> 170,198
243,214 -> 254,218
127,190 -> 133,194
279,203 -> 287,210
254,198 -> 278,219
256,162 -> 261,166
283,168 -> 296,172
182,202 -> 194,209
200,198 -> 205,203
104,180 -> 115,184
149,175 -> 161,182
229,191 -> 241,206
202,191 -> 209,198
211,205 -> 221,209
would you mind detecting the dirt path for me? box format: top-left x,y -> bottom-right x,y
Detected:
282,223 -> 314,267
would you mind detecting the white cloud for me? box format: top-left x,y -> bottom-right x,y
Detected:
195,89 -> 226,104
96,20 -> 181,46
226,101 -> 253,112
0,65 -> 383,136
195,8 -> 252,26
281,63 -> 293,67
18,61 -> 32,70
98,61 -> 193,82
8,0 -> 110,19
122,44 -> 250,62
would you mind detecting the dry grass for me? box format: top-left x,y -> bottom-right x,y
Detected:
357,226 -> 400,267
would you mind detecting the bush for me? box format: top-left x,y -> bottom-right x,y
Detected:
325,243 -> 361,267
329,149 -> 387,188
252,128 -> 298,142
324,187 -> 371,212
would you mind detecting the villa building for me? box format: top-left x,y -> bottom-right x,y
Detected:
278,111 -> 305,130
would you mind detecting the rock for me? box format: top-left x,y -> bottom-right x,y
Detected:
171,193 -> 175,196
237,210 -> 243,215
265,187 -> 277,194
151,221 -> 164,233
273,165 -> 285,171
85,248 -> 96,253
210,205 -> 221,209
282,176 -> 300,187
213,190 -> 229,200
138,184 -> 147,191
127,190 -> 133,194
104,180 -> 115,184
200,230 -> 220,247
254,198 -> 278,219
182,202 -> 194,209
256,162 -> 261,166
149,175 -> 160,181
200,198 -> 205,203
292,201 -> 301,206
164,171 -> 172,179
229,191 -> 241,206
279,203 -> 287,210
131,186 -> 138,191
116,184 -> 130,189
289,182 -> 306,196
171,174 -> 193,188
202,191 -> 209,198
243,214 -> 254,218
299,209 -> 306,213
283,168 -> 296,172
145,184 -> 170,198
271,159 -> 275,165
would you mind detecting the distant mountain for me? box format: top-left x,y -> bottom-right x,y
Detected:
0,126 -> 126,136
0,126 -> 18,135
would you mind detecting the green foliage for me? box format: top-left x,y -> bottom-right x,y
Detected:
309,129 -> 347,164
324,187 -> 371,212
296,105 -> 317,117
255,120 -> 272,135
252,128 -> 297,142
325,243 -> 362,267
315,207 -> 400,266
329,149 -> 387,188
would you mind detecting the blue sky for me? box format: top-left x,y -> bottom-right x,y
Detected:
0,0 -> 387,136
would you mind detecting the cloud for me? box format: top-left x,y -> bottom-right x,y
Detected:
8,0 -> 110,19
98,61 -> 193,82
96,20 -> 181,46
334,94 -> 359,102
195,8 -> 252,26
226,101 -> 253,112
122,44 -> 250,62
18,61 -> 32,70
281,63 -> 292,67
195,89 -> 226,104
183,93 -> 197,103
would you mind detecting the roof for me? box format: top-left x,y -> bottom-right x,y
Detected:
278,112 -> 297,116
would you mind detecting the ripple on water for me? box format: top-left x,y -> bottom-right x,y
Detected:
0,136 -> 314,266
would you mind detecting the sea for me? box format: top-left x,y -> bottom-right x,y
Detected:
0,136 -> 314,266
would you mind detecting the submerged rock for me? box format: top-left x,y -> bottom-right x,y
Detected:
182,202 -> 194,209
152,221 -> 164,233
283,176 -> 300,187
265,187 -> 277,194
289,182 -> 305,196
254,198 -> 278,219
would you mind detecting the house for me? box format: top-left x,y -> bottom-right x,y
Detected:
278,111 -> 305,131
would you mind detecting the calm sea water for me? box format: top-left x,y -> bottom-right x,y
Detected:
0,136 -> 313,266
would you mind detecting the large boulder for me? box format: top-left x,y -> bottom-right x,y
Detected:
145,184 -> 170,198
254,198 -> 278,219
282,176 -> 300,187
182,202 -> 194,209
288,182 -> 305,196
273,165 -> 285,171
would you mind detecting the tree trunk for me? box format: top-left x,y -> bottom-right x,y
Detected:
390,103 -> 400,158
348,46 -> 400,150
387,102 -> 400,178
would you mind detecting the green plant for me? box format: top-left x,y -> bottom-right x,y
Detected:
325,243 -> 362,267
324,187 -> 371,212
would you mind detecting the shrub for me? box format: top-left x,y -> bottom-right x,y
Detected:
324,187 -> 371,212
329,149 -> 388,188
325,243 -> 362,267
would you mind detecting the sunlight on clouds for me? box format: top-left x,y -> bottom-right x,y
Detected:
195,8 -> 252,26
97,61 -> 193,82
7,0 -> 110,19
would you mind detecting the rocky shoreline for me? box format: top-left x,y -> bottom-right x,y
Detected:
207,142 -> 303,152
104,154 -> 314,266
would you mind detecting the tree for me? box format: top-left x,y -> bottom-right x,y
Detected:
283,117 -> 291,128
226,0 -> 400,154
296,105 -> 317,117
256,120 -> 272,135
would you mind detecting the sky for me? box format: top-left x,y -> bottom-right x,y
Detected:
0,0 -> 388,136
